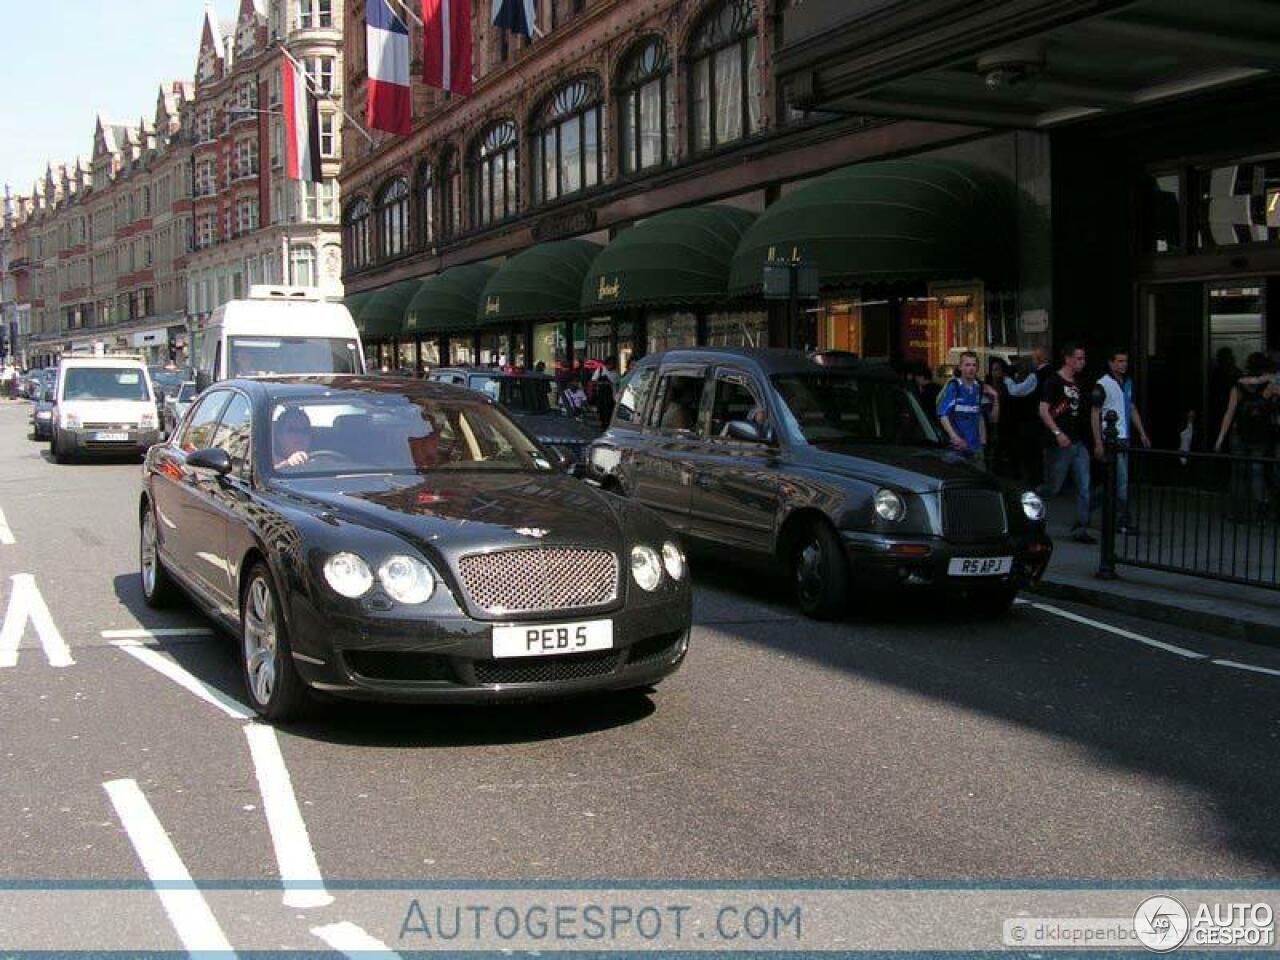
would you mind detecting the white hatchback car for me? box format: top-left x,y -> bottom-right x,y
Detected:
50,356 -> 161,463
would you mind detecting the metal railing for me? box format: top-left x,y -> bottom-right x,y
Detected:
1098,411 -> 1279,590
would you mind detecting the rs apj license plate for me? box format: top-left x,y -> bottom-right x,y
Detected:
94,432 -> 130,441
948,556 -> 1013,577
492,619 -> 613,659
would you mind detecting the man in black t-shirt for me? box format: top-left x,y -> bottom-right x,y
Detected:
1038,343 -> 1094,542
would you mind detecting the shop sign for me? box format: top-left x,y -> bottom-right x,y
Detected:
596,276 -> 622,302
1019,308 -> 1049,334
532,207 -> 597,242
1267,188 -> 1279,228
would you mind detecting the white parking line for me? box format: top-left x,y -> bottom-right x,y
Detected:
102,628 -> 216,641
1026,601 -> 1208,660
0,508 -> 15,545
244,724 -> 334,910
1212,659 -> 1280,679
112,641 -> 253,721
311,921 -> 401,957
103,779 -> 237,957
0,574 -> 73,668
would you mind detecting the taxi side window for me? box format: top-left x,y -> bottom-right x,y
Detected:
210,393 -> 253,480
178,392 -> 231,453
614,367 -> 655,426
710,373 -> 765,438
648,370 -> 707,433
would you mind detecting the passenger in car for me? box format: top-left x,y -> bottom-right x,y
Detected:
273,408 -> 312,470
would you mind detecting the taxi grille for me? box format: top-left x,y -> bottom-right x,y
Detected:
942,487 -> 1008,539
82,422 -> 136,431
457,547 -> 618,615
473,651 -> 621,685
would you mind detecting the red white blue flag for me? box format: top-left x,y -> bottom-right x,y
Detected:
367,0 -> 413,135
423,0 -> 472,96
491,0 -> 536,37
282,59 -> 322,182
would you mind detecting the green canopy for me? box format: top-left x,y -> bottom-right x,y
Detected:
478,239 -> 603,325
343,290 -> 374,323
405,263 -> 498,334
728,159 -> 1017,296
581,205 -> 757,312
356,279 -> 422,338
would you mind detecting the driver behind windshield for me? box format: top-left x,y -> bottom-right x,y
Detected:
272,408 -> 312,470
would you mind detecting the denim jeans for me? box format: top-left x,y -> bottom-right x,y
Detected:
1231,439 -> 1270,520
1041,441 -> 1092,528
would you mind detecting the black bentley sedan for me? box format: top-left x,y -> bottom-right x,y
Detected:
586,349 -> 1052,620
139,376 -> 691,720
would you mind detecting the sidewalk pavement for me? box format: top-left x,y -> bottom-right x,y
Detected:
1033,494 -> 1280,646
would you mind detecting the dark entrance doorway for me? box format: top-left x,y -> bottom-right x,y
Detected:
1141,282 -> 1203,450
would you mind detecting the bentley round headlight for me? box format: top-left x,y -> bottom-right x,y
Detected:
631,545 -> 663,592
662,541 -> 686,581
1021,491 -> 1046,522
874,488 -> 906,523
323,552 -> 373,599
378,555 -> 435,605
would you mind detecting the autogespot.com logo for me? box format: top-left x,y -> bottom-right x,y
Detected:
1134,896 -> 1190,952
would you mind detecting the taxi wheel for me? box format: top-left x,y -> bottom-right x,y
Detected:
139,505 -> 177,608
240,563 -> 310,723
793,520 -> 848,621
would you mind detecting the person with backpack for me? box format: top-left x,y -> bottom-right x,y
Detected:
1214,352 -> 1278,522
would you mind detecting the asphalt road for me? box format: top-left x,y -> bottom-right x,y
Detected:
2,399 -> 1280,950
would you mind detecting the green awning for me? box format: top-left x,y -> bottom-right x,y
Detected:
343,291 -> 374,323
478,239 -> 603,325
356,279 -> 422,338
728,159 -> 1017,296
581,205 -> 757,312
404,263 -> 498,334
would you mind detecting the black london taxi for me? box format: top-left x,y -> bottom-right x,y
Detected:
586,349 -> 1052,620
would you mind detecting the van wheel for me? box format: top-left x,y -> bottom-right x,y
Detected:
793,519 -> 848,620
52,430 -> 70,464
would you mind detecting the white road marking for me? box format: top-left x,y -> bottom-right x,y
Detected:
1027,601 -> 1207,660
0,574 -> 73,668
112,641 -> 253,721
1212,659 -> 1280,679
102,628 -> 216,641
0,508 -> 15,545
244,724 -> 334,909
103,779 -> 237,957
311,921 -> 401,957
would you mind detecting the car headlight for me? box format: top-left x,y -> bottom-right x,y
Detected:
377,554 -> 435,605
630,545 -> 663,592
1021,491 -> 1046,522
874,488 -> 906,523
662,541 -> 686,581
61,412 -> 81,429
323,552 -> 374,598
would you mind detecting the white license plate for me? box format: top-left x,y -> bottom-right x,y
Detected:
94,432 -> 130,441
948,556 -> 1013,577
492,619 -> 613,659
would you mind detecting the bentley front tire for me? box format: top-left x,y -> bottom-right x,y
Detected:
241,563 -> 311,722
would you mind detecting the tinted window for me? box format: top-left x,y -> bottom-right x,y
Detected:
210,393 -> 253,479
649,370 -> 706,432
178,392 -> 231,452
771,374 -> 939,446
228,336 -> 360,377
62,367 -> 151,402
614,367 -> 655,425
709,372 -> 764,438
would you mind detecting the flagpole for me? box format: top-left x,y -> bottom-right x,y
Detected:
384,0 -> 424,28
279,46 -> 377,145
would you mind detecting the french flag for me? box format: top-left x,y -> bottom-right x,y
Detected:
366,0 -> 413,136
492,0 -> 536,37
423,0 -> 472,96
282,59 -> 322,182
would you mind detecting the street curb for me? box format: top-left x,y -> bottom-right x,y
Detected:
1030,577 -> 1280,648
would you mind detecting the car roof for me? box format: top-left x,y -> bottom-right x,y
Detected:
431,367 -> 555,381
59,356 -> 149,369
221,374 -> 491,404
633,347 -> 902,380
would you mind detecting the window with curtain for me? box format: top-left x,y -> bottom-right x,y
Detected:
531,78 -> 602,205
376,177 -> 410,260
688,0 -> 759,154
344,197 -> 371,269
471,121 -> 518,227
416,161 -> 434,246
290,244 -> 317,287
618,38 -> 672,175
441,148 -> 463,238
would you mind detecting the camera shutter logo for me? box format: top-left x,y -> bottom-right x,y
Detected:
1134,896 -> 1190,952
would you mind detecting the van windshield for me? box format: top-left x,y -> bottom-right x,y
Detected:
228,337 -> 361,377
62,367 -> 152,402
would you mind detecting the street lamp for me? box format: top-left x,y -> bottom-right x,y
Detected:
225,107 -> 297,286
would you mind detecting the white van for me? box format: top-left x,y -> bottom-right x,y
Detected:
50,354 -> 160,463
196,286 -> 365,391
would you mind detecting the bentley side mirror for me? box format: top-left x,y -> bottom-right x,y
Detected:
186,447 -> 233,476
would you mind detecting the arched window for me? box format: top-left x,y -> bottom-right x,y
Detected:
618,39 -> 673,175
344,197 -> 371,270
441,148 -> 462,239
471,121 -> 518,227
532,78 -> 603,204
376,177 -> 410,260
416,160 -> 434,246
688,0 -> 759,153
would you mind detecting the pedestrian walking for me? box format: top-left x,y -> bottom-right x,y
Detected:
1005,347 -> 1053,487
1090,348 -> 1151,533
936,350 -> 998,467
986,358 -> 1016,476
1213,352 -> 1278,522
1038,343 -> 1095,543
594,355 -> 620,427
560,377 -> 588,417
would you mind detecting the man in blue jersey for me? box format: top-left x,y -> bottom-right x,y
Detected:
937,351 -> 998,467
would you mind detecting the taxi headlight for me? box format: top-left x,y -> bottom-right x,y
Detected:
377,555 -> 435,605
662,541 -> 686,581
323,552 -> 374,599
631,545 -> 663,592
874,488 -> 906,523
1021,491 -> 1046,522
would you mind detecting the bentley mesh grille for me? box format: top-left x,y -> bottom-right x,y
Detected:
473,651 -> 621,685
942,486 -> 1008,539
457,547 -> 619,615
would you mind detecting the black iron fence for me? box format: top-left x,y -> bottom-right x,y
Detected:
1097,414 -> 1279,590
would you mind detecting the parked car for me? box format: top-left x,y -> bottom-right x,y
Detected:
162,381 -> 198,436
586,348 -> 1053,619
30,392 -> 54,440
428,368 -> 602,471
50,355 -> 161,463
139,376 -> 691,721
